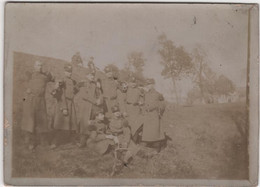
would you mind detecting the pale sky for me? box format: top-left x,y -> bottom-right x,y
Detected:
6,3 -> 251,99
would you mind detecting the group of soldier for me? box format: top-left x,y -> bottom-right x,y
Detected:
21,57 -> 166,166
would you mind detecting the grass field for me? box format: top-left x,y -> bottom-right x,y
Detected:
12,101 -> 248,179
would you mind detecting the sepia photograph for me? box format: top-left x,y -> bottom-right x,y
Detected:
4,2 -> 259,186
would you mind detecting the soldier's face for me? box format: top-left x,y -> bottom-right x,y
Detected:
34,63 -> 42,72
65,71 -> 72,78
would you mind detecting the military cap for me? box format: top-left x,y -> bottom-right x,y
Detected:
90,56 -> 94,60
64,64 -> 73,73
146,78 -> 155,85
104,66 -> 112,73
111,105 -> 120,113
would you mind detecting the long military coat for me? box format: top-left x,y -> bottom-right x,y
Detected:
52,77 -> 78,131
142,88 -> 165,142
126,87 -> 143,135
76,81 -> 97,134
21,71 -> 54,133
101,77 -> 118,116
116,89 -> 127,114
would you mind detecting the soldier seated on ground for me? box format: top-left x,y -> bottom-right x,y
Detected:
86,110 -> 114,155
106,106 -> 139,165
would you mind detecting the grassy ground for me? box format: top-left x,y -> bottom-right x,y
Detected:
12,102 -> 248,179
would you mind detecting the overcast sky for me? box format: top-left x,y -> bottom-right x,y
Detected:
6,3 -> 252,98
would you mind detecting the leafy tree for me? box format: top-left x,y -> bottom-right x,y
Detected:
191,47 -> 218,101
158,34 -> 192,104
214,75 -> 235,95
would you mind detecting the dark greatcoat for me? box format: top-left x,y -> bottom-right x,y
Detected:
21,71 -> 54,133
76,81 -> 97,134
101,77 -> 118,116
126,87 -> 143,135
141,88 -> 165,142
116,89 -> 127,114
52,77 -> 78,131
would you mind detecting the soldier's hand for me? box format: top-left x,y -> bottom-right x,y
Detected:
62,109 -> 68,116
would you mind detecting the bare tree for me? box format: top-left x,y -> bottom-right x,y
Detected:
158,34 -> 192,104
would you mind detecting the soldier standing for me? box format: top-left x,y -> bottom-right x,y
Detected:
116,81 -> 128,117
50,64 -> 78,149
101,66 -> 118,118
76,72 -> 101,148
141,78 -> 166,153
126,77 -> 143,136
21,61 -> 54,150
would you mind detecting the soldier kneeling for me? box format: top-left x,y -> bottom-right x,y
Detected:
107,106 -> 139,168
86,110 -> 114,155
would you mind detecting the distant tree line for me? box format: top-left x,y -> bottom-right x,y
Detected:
72,33 -> 236,104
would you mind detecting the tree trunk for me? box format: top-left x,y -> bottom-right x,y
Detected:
171,77 -> 179,104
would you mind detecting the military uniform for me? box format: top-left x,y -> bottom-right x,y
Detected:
76,79 -> 99,146
101,67 -> 118,117
52,77 -> 78,131
21,62 -> 54,148
108,106 -> 139,165
142,82 -> 165,142
49,65 -> 79,148
116,82 -> 128,115
86,119 -> 113,155
108,115 -> 131,148
126,83 -> 143,135
21,71 -> 54,133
